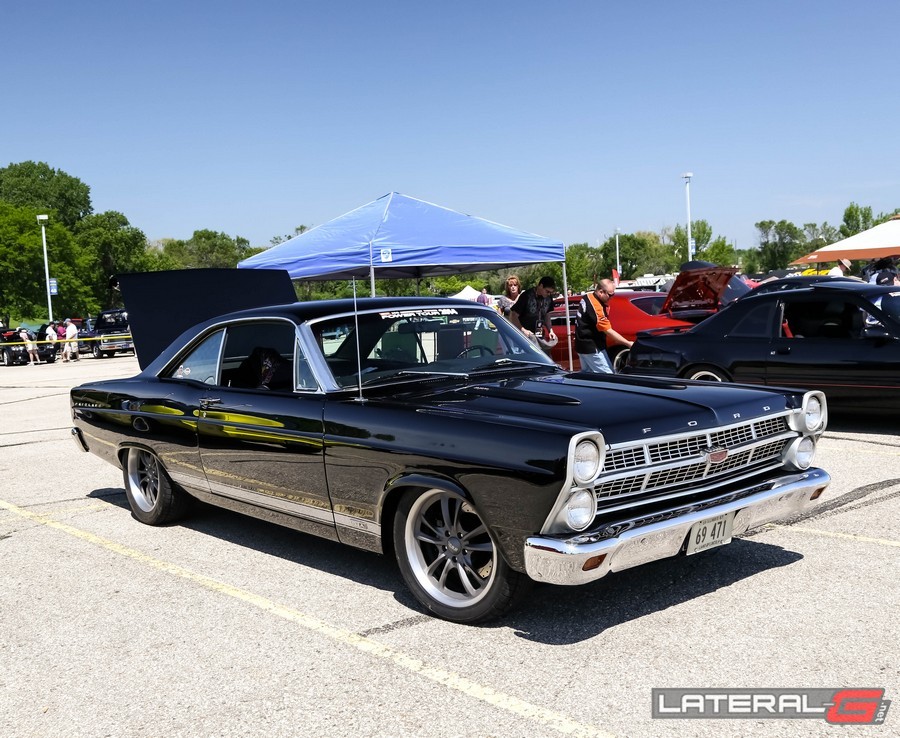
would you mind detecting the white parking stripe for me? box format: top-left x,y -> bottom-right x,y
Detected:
0,498 -> 615,738
771,523 -> 900,548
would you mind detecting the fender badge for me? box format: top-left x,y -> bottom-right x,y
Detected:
705,446 -> 729,464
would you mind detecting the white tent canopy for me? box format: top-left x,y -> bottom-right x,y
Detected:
452,285 -> 481,301
793,214 -> 900,264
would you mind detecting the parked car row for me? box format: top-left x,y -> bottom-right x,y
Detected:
1,308 -> 134,366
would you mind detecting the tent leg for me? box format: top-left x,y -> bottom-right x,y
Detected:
561,264 -> 573,371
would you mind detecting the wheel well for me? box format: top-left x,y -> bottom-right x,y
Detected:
378,477 -> 470,559
680,363 -> 731,381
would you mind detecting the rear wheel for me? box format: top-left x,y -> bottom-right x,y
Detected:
684,364 -> 729,382
123,448 -> 191,525
394,488 -> 529,623
611,347 -> 630,373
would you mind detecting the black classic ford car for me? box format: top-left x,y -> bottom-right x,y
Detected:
71,296 -> 831,622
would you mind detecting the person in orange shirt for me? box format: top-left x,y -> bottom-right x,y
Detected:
574,278 -> 633,373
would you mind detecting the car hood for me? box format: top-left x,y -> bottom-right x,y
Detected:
390,371 -> 795,444
661,267 -> 743,314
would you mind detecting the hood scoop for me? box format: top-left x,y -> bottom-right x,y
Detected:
462,385 -> 582,406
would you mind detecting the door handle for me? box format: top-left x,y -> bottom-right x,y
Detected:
774,347 -> 791,355
199,397 -> 222,408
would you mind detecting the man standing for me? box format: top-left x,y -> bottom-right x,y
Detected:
63,318 -> 79,362
476,287 -> 492,306
574,279 -> 633,373
509,276 -> 556,344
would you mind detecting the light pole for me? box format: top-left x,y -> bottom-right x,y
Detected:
37,214 -> 53,322
615,228 -> 621,282
682,172 -> 693,261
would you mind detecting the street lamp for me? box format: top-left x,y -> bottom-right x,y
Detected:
682,172 -> 693,261
615,228 -> 621,283
37,214 -> 53,322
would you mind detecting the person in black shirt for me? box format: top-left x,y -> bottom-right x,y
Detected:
509,276 -> 556,346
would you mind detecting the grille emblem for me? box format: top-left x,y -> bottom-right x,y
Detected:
705,446 -> 728,464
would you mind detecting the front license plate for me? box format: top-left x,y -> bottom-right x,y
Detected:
686,512 -> 735,555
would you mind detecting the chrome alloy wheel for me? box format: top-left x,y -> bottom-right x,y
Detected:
126,449 -> 161,513
402,489 -> 498,608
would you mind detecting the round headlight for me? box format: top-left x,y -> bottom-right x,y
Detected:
793,436 -> 816,469
565,489 -> 596,531
804,395 -> 823,432
573,440 -> 601,484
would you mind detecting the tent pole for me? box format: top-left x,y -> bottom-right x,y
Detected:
561,264 -> 573,370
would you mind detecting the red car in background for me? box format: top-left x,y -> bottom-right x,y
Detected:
550,267 -> 748,371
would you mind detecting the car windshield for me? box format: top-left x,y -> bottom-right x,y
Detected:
310,305 -> 554,389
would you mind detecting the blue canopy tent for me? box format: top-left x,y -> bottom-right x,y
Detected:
238,192 -> 567,294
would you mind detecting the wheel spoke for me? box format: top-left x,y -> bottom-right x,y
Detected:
426,551 -> 450,578
456,562 -> 483,596
464,541 -> 493,553
439,494 -> 454,533
414,530 -> 442,546
460,523 -> 487,542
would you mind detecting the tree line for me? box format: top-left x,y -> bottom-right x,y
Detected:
1,159 -> 896,325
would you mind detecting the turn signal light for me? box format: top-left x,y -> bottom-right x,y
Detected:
582,554 -> 607,572
810,487 -> 826,501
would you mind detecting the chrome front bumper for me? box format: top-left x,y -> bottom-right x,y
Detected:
523,468 -> 830,586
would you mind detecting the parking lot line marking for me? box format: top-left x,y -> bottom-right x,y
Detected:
0,497 -> 615,738
772,524 -> 900,548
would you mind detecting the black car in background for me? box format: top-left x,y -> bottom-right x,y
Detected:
624,281 -> 900,412
82,308 -> 134,358
0,327 -> 57,365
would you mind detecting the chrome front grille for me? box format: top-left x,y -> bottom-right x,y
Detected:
596,416 -> 791,504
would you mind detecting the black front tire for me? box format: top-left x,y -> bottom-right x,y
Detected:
393,488 -> 529,623
123,448 -> 191,525
92,343 -> 102,359
1,350 -> 10,367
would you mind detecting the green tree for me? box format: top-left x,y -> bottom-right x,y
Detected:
0,202 -> 97,322
698,236 -> 736,267
755,219 -> 806,271
0,161 -> 93,228
840,203 -> 875,238
270,225 -> 310,246
74,211 -> 151,307
162,230 -> 254,269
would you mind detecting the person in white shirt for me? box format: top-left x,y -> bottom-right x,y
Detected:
827,258 -> 851,277
63,319 -> 79,362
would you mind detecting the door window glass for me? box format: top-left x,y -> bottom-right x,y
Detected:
168,330 -> 224,384
219,322 -> 299,391
728,302 -> 775,338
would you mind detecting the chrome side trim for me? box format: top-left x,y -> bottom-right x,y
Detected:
206,478 -> 335,525
524,468 -> 830,586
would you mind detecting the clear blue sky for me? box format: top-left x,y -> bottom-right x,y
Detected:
4,1 -> 898,254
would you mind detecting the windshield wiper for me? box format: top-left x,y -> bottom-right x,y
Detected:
470,357 -> 551,372
359,369 -> 469,387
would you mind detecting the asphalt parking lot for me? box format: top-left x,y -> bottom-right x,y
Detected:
1,355 -> 898,738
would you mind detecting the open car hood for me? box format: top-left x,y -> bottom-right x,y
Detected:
660,267 -> 743,314
118,269 -> 296,369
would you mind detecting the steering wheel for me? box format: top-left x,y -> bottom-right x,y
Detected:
456,345 -> 494,359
